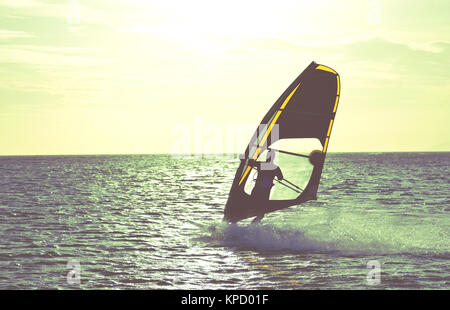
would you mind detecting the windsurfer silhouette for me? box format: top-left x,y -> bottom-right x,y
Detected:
248,149 -> 283,223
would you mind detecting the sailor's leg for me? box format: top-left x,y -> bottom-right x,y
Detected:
251,213 -> 264,224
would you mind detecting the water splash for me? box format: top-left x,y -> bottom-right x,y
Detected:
204,206 -> 449,256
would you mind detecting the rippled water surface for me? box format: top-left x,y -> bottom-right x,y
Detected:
0,153 -> 449,289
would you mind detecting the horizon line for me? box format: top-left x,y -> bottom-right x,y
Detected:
0,150 -> 449,157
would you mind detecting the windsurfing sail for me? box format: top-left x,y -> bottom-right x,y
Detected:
223,61 -> 341,223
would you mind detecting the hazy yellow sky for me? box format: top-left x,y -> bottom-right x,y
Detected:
1,0 -> 449,155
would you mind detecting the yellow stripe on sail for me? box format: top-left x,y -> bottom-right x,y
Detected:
238,147 -> 262,185
239,166 -> 252,185
323,137 -> 329,153
280,83 -> 301,109
326,119 -> 333,137
258,111 -> 281,147
333,95 -> 339,113
316,65 -> 337,74
253,147 -> 261,159
336,75 -> 340,95
314,66 -> 339,154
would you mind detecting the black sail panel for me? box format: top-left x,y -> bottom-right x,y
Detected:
278,68 -> 338,144
224,61 -> 341,223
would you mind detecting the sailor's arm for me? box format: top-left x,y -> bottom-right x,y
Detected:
276,167 -> 284,181
247,159 -> 262,169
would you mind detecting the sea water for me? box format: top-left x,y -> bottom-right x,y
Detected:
0,153 -> 448,289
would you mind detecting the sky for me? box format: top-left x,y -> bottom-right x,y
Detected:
0,0 -> 449,155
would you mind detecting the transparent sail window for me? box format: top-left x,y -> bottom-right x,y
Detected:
243,138 -> 322,200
